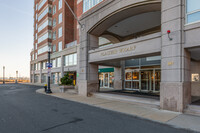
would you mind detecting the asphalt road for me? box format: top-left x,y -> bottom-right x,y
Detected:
0,84 -> 195,133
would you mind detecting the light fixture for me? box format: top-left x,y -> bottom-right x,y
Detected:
167,30 -> 173,41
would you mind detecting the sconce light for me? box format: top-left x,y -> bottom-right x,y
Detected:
167,30 -> 173,41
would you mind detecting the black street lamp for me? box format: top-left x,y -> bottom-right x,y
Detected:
46,45 -> 52,94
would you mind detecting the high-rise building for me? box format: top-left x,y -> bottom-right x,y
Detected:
31,0 -> 200,112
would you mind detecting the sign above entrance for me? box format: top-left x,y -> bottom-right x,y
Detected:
98,68 -> 114,73
100,46 -> 136,56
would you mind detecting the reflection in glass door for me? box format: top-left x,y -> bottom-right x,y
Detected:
125,69 -> 161,93
99,72 -> 114,88
125,70 -> 139,90
141,71 -> 153,92
104,73 -> 109,88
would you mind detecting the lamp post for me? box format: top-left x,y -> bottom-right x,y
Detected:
46,45 -> 52,93
15,71 -> 18,83
3,66 -> 5,84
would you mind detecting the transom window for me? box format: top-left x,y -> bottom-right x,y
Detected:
186,0 -> 200,24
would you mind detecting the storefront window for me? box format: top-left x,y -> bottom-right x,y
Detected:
125,72 -> 132,80
186,0 -> 200,23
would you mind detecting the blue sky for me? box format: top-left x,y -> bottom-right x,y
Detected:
0,0 -> 34,77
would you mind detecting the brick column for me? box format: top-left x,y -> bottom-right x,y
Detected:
160,0 -> 191,112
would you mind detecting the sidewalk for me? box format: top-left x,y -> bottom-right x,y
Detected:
36,88 -> 200,132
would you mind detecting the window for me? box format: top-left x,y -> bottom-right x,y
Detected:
53,5 -> 56,15
35,4 -> 38,10
38,7 -> 51,21
58,27 -> 62,38
38,32 -> 52,43
52,45 -> 56,52
38,0 -> 47,10
38,63 -> 41,70
36,13 -> 38,20
35,53 -> 38,60
83,0 -> 103,12
57,57 -> 61,67
74,53 -> 77,65
42,62 -> 46,69
186,0 -> 200,23
35,43 -> 38,50
32,54 -> 34,61
38,45 -> 48,55
52,59 -> 56,68
65,55 -> 69,66
35,33 -> 37,40
59,0 -> 62,9
36,23 -> 38,30
53,18 -> 56,27
59,13 -> 62,23
64,53 -> 77,66
38,18 -> 52,32
58,41 -> 62,51
53,31 -> 56,40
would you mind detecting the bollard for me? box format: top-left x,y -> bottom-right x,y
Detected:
44,84 -> 47,92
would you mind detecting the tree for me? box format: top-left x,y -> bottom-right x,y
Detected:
60,72 -> 73,85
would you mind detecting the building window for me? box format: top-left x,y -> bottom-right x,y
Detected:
38,7 -> 51,21
35,53 -> 38,60
64,53 -> 77,66
58,41 -> 62,51
53,31 -> 56,40
52,45 -> 56,52
38,32 -> 52,43
42,62 -> 46,69
53,18 -> 56,27
52,59 -> 56,68
58,27 -> 62,38
186,0 -> 200,24
57,57 -> 61,67
38,45 -> 48,55
58,13 -> 62,24
59,0 -> 62,10
83,0 -> 103,12
38,18 -> 52,32
53,5 -> 56,15
35,43 -> 38,50
35,4 -> 38,10
38,0 -> 47,10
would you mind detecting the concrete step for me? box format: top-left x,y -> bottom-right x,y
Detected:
184,105 -> 200,116
92,92 -> 160,109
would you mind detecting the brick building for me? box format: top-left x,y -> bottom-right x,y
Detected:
31,0 -> 200,112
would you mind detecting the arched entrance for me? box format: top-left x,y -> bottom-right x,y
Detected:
78,0 -> 161,97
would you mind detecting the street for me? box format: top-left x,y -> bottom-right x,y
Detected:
0,84 -> 194,133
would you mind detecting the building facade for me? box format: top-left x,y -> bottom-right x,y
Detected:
31,0 -> 200,112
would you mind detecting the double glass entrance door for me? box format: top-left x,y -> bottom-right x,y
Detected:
125,69 -> 161,93
99,72 -> 114,88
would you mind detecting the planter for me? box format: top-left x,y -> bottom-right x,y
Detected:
60,85 -> 74,93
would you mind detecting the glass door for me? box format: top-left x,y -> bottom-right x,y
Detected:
99,73 -> 104,88
104,73 -> 109,88
141,70 -> 153,92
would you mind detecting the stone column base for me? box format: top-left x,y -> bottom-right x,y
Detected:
160,82 -> 191,112
78,80 -> 99,96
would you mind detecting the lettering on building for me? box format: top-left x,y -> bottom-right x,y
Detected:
101,46 -> 136,56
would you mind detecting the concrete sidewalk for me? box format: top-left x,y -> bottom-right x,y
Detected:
36,88 -> 200,132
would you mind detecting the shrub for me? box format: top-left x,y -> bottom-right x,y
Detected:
60,73 -> 73,85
